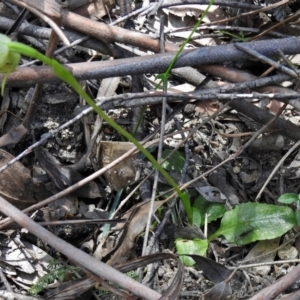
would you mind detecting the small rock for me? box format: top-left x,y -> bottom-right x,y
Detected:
278,245 -> 298,260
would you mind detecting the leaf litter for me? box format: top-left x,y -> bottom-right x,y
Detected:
1,0 -> 300,299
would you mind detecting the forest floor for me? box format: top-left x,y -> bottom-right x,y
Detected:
1,0 -> 300,299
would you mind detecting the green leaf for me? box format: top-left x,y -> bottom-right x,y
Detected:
192,206 -> 202,227
278,193 -> 300,204
295,210 -> 300,226
155,73 -> 165,80
176,238 -> 208,267
192,195 -> 226,226
209,202 -> 296,245
161,150 -> 185,172
219,30 -> 247,42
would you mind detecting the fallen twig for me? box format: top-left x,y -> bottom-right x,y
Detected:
3,37 -> 300,86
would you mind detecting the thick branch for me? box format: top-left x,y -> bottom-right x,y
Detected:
0,16 -> 113,56
3,36 -> 300,86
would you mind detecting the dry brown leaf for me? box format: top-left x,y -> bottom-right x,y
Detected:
203,281 -> 232,300
62,0 -> 91,10
35,146 -> 103,199
243,238 -> 280,276
105,199 -> 168,266
7,0 -> 61,18
0,124 -> 28,147
99,141 -> 138,191
97,77 -> 121,98
195,100 -> 219,116
0,149 -> 51,209
267,100 -> 285,114
71,0 -> 114,19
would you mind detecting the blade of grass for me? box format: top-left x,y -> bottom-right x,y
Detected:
155,0 -> 215,90
154,1 -> 215,223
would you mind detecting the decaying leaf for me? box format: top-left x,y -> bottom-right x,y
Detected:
187,255 -> 232,284
195,186 -> 227,203
97,199 -> 168,265
61,0 -> 91,10
242,238 -> 280,276
44,277 -> 96,300
99,141 -> 138,191
35,146 -> 71,190
35,146 -> 102,199
203,281 -> 232,300
0,149 -> 51,209
66,0 -> 115,19
8,0 -> 61,18
187,255 -> 233,300
96,77 -> 121,99
2,237 -> 53,288
0,124 -> 28,147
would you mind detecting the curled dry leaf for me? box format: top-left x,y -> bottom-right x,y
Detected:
44,277 -> 96,300
99,141 -> 138,191
0,124 -> 28,147
0,149 -> 52,209
203,281 -> 232,300
7,0 -> 61,18
35,146 -> 102,199
100,199 -> 168,266
243,238 -> 280,276
187,255 -> 233,299
187,254 -> 232,284
195,100 -> 219,116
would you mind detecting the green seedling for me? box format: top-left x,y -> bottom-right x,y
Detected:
153,0 -> 215,223
155,0 -> 215,91
278,193 -> 300,204
28,259 -> 79,296
176,199 -> 300,266
0,35 -> 20,94
219,30 -> 247,42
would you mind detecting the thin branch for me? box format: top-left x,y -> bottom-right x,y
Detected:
160,0 -> 262,10
0,195 -> 161,300
7,0 -> 70,45
255,139 -> 300,201
0,16 -> 112,56
235,43 -> 299,79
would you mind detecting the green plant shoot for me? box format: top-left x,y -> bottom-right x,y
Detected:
219,30 -> 247,42
0,34 -> 188,207
153,1 -> 215,223
0,35 -> 20,94
155,0 -> 215,90
28,259 -> 79,296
